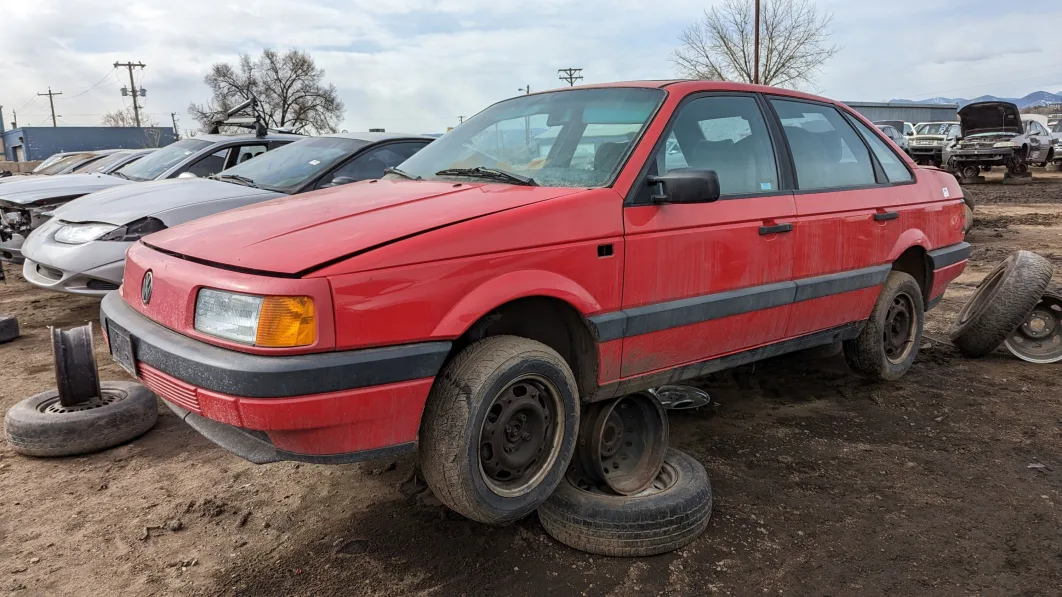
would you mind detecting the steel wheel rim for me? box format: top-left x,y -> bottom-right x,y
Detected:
883,292 -> 917,364
574,393 -> 668,495
1004,293 -> 1062,364
37,387 -> 128,414
477,374 -> 563,498
569,458 -> 680,498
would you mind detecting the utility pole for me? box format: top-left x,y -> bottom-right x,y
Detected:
458,115 -> 464,124
114,61 -> 146,127
557,68 -> 583,87
37,88 -> 62,127
171,112 -> 180,140
12,110 -> 17,130
753,0 -> 761,85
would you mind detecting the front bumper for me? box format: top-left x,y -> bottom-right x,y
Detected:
947,147 -> 1017,166
909,143 -> 944,158
99,292 -> 451,463
20,224 -> 130,296
0,234 -> 25,263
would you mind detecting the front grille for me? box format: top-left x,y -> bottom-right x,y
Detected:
86,279 -> 120,291
138,363 -> 202,413
35,264 -> 63,280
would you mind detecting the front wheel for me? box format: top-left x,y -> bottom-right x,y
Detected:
419,335 -> 579,524
843,271 -> 925,381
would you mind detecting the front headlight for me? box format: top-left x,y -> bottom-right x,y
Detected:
993,141 -> 1019,148
53,222 -> 119,245
194,288 -> 316,347
98,217 -> 167,242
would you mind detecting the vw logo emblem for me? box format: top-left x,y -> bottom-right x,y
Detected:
141,271 -> 153,305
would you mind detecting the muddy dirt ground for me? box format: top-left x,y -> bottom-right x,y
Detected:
1,170 -> 1061,597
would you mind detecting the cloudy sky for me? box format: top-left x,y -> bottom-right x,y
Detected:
2,0 -> 1061,134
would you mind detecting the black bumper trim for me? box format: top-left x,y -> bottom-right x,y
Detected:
165,401 -> 416,465
587,265 -> 890,342
928,242 -> 972,270
100,292 -> 451,398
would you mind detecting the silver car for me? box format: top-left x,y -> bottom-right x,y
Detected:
21,132 -> 432,296
0,133 -> 300,263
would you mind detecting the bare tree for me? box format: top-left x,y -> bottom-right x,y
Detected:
101,107 -> 158,127
672,0 -> 839,88
188,49 -> 345,134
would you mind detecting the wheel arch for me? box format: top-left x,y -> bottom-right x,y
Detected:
889,241 -> 932,305
432,270 -> 602,399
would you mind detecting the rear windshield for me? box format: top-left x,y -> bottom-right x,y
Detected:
115,139 -> 211,181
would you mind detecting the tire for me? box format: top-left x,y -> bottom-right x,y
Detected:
949,251 -> 1055,357
961,188 -> 976,210
538,449 -> 713,557
419,335 -> 579,524
843,271 -> 925,381
4,381 -> 158,457
963,203 -> 975,235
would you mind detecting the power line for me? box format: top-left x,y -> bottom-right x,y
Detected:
114,61 -> 146,127
558,68 -> 583,87
58,67 -> 117,100
37,87 -> 62,127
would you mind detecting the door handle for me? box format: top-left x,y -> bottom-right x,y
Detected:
758,223 -> 793,235
874,212 -> 899,221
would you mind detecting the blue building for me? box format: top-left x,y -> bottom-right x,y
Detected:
1,126 -> 176,162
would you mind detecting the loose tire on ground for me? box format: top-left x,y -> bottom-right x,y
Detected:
419,335 -> 580,524
538,448 -> 713,557
4,381 -> 158,457
950,251 -> 1055,357
843,271 -> 925,381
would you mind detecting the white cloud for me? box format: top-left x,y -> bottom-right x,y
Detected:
1,0 -> 1059,134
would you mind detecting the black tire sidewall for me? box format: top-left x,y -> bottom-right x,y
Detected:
4,381 -> 158,457
539,449 -> 713,557
461,352 -> 579,521
878,275 -> 924,378
845,272 -> 925,380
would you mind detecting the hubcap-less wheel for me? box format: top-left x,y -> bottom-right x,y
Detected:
883,292 -> 917,364
962,166 -> 980,179
574,393 -> 668,495
1004,292 -> 1062,363
478,374 -> 563,497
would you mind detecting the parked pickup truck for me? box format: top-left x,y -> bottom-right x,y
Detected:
100,81 -> 970,524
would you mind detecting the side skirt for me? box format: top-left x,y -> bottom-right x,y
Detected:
587,321 -> 864,402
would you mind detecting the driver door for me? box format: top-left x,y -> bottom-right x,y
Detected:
619,93 -> 796,378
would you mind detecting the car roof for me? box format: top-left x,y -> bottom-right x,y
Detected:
322,132 -> 435,143
528,80 -> 839,104
191,132 -> 306,143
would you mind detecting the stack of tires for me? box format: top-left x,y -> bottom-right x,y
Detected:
418,336 -> 713,557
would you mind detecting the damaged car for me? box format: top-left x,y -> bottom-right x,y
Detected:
0,134 -> 299,263
908,121 -> 960,166
21,132 -> 431,295
943,101 -> 1055,178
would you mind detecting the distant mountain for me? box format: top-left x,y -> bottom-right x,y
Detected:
890,91 -> 1062,109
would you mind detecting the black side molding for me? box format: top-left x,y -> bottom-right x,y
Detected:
928,242 -> 972,270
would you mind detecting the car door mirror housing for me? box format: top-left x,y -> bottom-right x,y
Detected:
647,169 -> 721,204
176,172 -> 198,179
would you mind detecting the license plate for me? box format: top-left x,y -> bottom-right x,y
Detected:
108,321 -> 137,376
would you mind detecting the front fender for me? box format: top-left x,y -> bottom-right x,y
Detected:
432,269 -> 602,338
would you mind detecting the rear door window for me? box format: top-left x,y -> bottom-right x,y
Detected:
771,99 -> 876,191
317,142 -> 430,189
182,149 -> 229,178
852,119 -> 913,183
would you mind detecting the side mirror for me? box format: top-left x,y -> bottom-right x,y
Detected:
176,172 -> 198,179
326,176 -> 357,187
647,169 -> 720,204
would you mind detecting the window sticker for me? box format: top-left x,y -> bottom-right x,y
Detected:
942,187 -> 950,198
761,182 -> 772,190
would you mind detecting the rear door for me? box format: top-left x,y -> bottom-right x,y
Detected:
768,98 -> 915,338
619,93 -> 796,378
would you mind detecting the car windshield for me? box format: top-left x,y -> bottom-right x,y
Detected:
37,153 -> 96,175
32,153 -> 69,173
72,152 -> 131,174
1054,121 -> 1062,133
916,123 -> 955,136
116,138 -> 212,181
217,137 -> 370,192
395,87 -> 665,188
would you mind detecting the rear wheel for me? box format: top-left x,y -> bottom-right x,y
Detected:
843,272 -> 924,380
419,335 -> 579,524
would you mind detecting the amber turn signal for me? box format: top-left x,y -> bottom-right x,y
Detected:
254,296 -> 316,347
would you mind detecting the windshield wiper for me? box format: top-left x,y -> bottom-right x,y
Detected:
434,167 -> 537,186
213,174 -> 259,188
111,171 -> 130,180
384,167 -> 422,181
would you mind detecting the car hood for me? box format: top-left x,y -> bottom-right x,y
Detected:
959,101 -> 1023,136
0,173 -> 130,206
53,178 -> 282,226
144,179 -> 582,275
